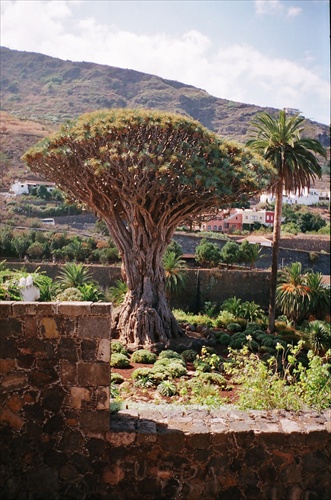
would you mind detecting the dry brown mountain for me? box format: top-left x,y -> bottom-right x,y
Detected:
0,46 -> 329,187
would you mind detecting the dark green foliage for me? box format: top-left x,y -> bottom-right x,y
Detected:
195,372 -> 227,388
195,239 -> 221,267
181,349 -> 198,362
226,322 -> 243,333
220,241 -> 241,266
215,332 -> 231,346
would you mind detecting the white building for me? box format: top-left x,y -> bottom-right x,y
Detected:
10,180 -> 56,195
260,186 -> 330,206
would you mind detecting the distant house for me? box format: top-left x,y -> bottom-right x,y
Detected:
260,186 -> 330,206
10,180 -> 56,195
195,208 -> 275,234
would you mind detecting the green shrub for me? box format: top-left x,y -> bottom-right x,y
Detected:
110,353 -> 131,369
215,310 -> 236,328
195,372 -> 227,388
193,359 -> 211,373
55,287 -> 83,301
132,366 -> 169,387
228,334 -> 247,350
157,381 -> 178,397
166,362 -> 188,378
111,373 -> 125,384
111,341 -> 128,356
131,349 -> 157,364
215,332 -> 231,346
159,350 -> 182,360
181,349 -> 198,362
226,322 -> 243,333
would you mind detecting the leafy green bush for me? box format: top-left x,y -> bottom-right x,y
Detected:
55,287 -> 83,301
215,332 -> 231,346
166,362 -> 187,378
131,349 -> 157,364
132,367 -> 169,387
195,372 -> 227,388
157,381 -> 178,397
111,341 -> 128,356
226,322 -> 243,333
215,311 -> 236,328
111,373 -> 125,384
181,349 -> 198,362
110,353 -> 131,369
158,350 -> 182,360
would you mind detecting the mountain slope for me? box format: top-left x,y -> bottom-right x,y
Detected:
0,46 -> 329,186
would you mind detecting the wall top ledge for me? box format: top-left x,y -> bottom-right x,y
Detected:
110,402 -> 331,435
0,300 -> 112,316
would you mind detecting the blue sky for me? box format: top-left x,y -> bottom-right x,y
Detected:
1,0 -> 330,124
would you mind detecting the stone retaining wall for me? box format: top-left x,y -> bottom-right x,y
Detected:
1,302 -> 330,499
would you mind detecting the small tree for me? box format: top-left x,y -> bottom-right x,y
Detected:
195,238 -> 221,268
23,108 -> 272,349
220,241 -> 241,267
239,240 -> 263,269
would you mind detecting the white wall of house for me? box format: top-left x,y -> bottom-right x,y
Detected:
10,181 -> 29,195
260,187 -> 329,206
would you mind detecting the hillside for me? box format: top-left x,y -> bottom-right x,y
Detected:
0,46 -> 330,187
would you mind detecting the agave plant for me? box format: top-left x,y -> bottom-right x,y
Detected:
304,320 -> 330,354
57,262 -> 94,290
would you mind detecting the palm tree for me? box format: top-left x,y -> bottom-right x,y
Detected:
162,251 -> 188,298
246,110 -> 327,333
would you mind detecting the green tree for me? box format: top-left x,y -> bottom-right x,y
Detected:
220,241 -> 241,267
23,108 -> 271,348
195,238 -> 221,268
239,240 -> 263,269
246,110 -> 327,333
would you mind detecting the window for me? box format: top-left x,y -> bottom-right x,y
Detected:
224,223 -> 229,229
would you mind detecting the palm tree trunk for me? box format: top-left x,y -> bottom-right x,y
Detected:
268,178 -> 283,333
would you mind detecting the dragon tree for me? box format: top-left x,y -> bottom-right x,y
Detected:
23,108 -> 273,349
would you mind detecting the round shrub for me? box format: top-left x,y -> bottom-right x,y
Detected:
215,332 -> 231,346
111,341 -> 128,356
166,362 -> 188,378
228,335 -> 247,350
131,349 -> 157,364
110,353 -> 131,369
201,346 -> 217,355
111,372 -> 125,384
261,336 -> 277,349
56,287 -> 82,301
157,381 -> 178,397
181,349 -> 198,362
226,323 -> 243,333
159,350 -> 182,360
246,322 -> 266,333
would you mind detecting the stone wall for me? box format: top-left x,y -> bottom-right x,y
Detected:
1,302 -> 330,499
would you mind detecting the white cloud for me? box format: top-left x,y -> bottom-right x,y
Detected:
254,0 -> 301,17
0,0 -> 328,124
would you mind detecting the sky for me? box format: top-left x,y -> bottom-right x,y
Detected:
1,0 -> 330,125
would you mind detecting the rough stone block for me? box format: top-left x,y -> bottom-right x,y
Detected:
78,317 -> 111,339
77,362 -> 110,386
0,317 -> 23,337
40,317 -> 60,338
58,302 -> 92,316
90,302 -> 112,316
12,302 -> 38,316
24,316 -> 39,337
80,410 -> 110,432
96,387 -> 110,410
35,302 -> 58,316
60,361 -> 77,385
97,339 -> 110,362
1,372 -> 28,392
70,387 -> 92,409
105,431 -> 136,447
0,302 -> 14,318
0,407 -> 24,430
0,359 -> 15,374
